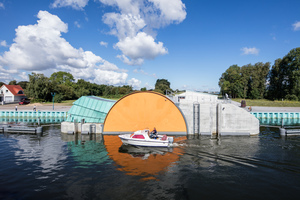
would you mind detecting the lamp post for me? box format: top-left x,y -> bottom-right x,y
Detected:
51,92 -> 55,110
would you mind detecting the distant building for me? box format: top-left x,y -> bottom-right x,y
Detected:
172,90 -> 218,104
0,85 -> 26,103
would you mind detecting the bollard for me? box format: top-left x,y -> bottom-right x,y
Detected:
279,128 -> 286,136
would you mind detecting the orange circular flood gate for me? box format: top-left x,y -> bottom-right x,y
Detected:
103,91 -> 187,135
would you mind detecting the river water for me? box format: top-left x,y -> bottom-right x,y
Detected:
0,125 -> 300,200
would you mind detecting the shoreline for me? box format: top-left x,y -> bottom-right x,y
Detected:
0,103 -> 71,111
1,103 -> 300,113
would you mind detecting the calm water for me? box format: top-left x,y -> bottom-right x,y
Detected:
1,126 -> 300,200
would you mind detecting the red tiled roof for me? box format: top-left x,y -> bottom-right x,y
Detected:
2,85 -> 26,96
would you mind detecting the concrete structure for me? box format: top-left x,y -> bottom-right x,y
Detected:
0,85 -> 26,103
172,91 -> 259,136
61,91 -> 259,136
61,96 -> 115,134
61,121 -> 103,134
103,91 -> 187,135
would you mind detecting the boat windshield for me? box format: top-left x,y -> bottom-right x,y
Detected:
132,135 -> 145,139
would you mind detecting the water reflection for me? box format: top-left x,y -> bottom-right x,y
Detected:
119,145 -> 173,159
1,127 -> 300,199
104,135 -> 185,180
7,125 -> 67,174
61,133 -> 111,168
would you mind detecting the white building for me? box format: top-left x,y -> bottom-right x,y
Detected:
172,90 -> 218,103
0,85 -> 26,103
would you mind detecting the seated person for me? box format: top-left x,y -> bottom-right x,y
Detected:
150,127 -> 157,139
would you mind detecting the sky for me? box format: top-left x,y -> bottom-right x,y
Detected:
0,0 -> 300,92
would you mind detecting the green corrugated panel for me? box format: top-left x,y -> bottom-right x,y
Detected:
66,96 -> 115,123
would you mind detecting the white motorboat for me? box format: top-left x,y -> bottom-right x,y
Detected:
118,129 -> 174,147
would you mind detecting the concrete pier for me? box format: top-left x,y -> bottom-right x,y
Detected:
173,91 -> 259,136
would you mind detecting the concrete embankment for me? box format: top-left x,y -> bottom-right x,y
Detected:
0,103 -> 71,111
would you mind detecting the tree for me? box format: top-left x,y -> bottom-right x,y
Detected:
50,71 -> 75,86
9,80 -> 17,85
0,82 -> 5,87
155,79 -> 171,94
25,73 -> 55,101
267,48 -> 300,100
219,65 -> 243,98
17,81 -> 29,90
247,62 -> 270,99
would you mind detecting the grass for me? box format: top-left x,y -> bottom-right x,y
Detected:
232,98 -> 300,107
42,100 -> 76,106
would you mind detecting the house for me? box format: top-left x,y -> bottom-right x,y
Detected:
0,85 -> 26,103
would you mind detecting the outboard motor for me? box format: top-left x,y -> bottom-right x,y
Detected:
168,137 -> 174,143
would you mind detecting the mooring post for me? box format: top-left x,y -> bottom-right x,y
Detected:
74,119 -> 77,134
217,103 -> 222,137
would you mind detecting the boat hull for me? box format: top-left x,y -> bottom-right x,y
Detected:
119,134 -> 171,147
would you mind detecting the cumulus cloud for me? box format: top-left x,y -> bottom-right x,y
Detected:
51,0 -> 89,10
51,0 -> 186,65
0,65 -> 22,83
0,10 -> 135,85
241,47 -> 259,55
292,21 -> 300,31
0,40 -> 8,47
127,78 -> 141,88
115,32 -> 167,64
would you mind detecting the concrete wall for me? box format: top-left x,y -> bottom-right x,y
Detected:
178,102 -> 259,136
61,122 -> 103,134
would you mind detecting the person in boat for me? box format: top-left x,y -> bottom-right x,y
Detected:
150,127 -> 158,139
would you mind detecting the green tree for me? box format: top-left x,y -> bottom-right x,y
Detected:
9,80 -> 17,85
267,48 -> 300,100
50,71 -> 75,86
155,79 -> 171,94
17,81 -> 29,90
25,73 -> 55,101
219,65 -> 243,98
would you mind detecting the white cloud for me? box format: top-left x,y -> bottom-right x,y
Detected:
0,65 -> 21,83
19,72 -> 29,81
148,0 -> 186,26
51,0 -> 89,10
102,13 -> 146,40
0,2 -> 4,9
292,21 -> 300,31
49,1 -> 186,65
127,78 -> 141,88
100,41 -> 108,47
54,0 -> 186,65
117,54 -> 144,66
115,32 -> 167,65
100,0 -> 185,65
241,47 -> 259,55
0,40 -> 8,47
0,10 -> 138,85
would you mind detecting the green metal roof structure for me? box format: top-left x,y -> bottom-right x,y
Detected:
66,96 -> 116,123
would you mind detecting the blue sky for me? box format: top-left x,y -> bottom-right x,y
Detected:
0,0 -> 299,92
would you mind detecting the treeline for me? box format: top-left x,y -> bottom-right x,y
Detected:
0,72 -> 174,102
219,47 -> 300,101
